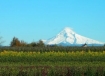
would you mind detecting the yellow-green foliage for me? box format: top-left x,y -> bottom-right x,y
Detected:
1,50 -> 105,76
1,50 -> 105,63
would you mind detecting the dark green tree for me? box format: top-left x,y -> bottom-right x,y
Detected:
37,40 -> 45,47
20,40 -> 27,47
30,42 -> 37,47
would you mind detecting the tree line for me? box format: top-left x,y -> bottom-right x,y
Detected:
10,37 -> 45,47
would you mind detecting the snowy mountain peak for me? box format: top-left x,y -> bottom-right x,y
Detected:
44,27 -> 104,46
62,27 -> 75,34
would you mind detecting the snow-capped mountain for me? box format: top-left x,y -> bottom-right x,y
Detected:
44,27 -> 104,46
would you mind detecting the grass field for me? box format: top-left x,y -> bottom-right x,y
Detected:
1,50 -> 105,76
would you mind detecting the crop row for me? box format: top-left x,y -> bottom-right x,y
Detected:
0,46 -> 105,52
1,50 -> 105,75
1,50 -> 105,63
1,66 -> 105,76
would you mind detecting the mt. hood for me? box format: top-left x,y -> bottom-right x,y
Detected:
44,27 -> 104,46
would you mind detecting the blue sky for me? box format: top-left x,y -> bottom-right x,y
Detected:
0,0 -> 105,46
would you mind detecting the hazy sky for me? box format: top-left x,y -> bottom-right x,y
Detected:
0,0 -> 105,46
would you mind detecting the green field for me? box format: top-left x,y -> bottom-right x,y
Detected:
1,48 -> 105,76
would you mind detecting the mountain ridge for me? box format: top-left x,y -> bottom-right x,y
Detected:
44,27 -> 104,46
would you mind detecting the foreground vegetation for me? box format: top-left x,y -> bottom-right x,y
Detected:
1,65 -> 105,76
1,50 -> 105,63
1,49 -> 105,76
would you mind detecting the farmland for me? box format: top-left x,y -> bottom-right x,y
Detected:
0,46 -> 105,76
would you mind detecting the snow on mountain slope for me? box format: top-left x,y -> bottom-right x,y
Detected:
44,27 -> 104,45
